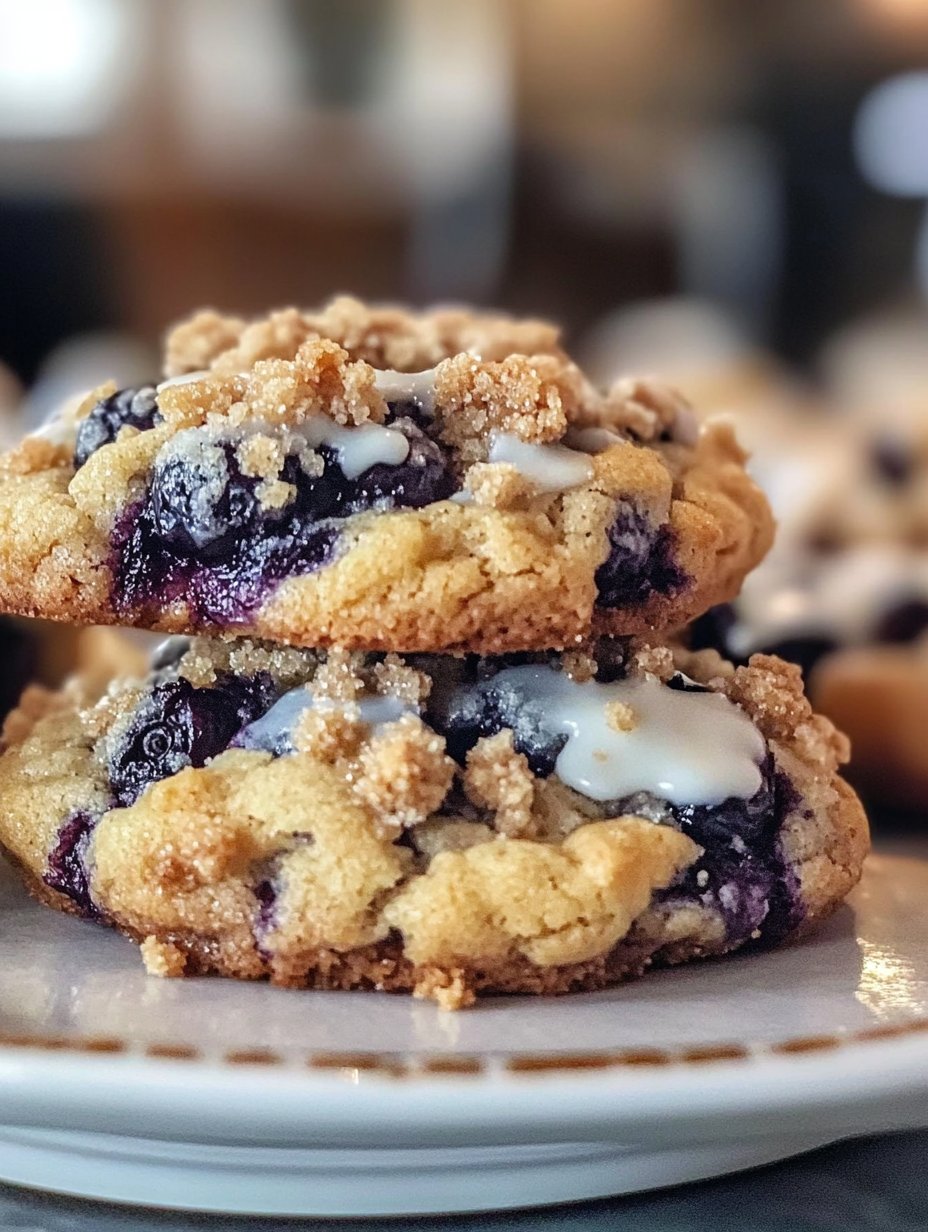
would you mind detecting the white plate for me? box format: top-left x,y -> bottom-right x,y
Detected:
0,845 -> 927,1217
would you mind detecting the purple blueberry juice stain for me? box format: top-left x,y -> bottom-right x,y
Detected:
110,417 -> 453,625
595,505 -> 689,608
44,810 -> 102,920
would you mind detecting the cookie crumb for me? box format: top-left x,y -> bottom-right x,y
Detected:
292,705 -> 366,762
413,966 -> 475,1011
632,643 -> 675,681
464,461 -> 536,508
605,701 -> 636,733
372,654 -> 431,704
464,731 -> 538,838
140,936 -> 187,978
354,715 -> 455,834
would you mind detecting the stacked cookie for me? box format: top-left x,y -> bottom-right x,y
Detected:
0,298 -> 868,1007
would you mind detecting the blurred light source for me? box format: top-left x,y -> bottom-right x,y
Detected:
0,0 -> 137,139
855,73 -> 928,300
855,0 -> 928,38
854,73 -> 928,196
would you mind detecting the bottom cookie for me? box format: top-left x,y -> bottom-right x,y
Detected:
0,636 -> 868,1008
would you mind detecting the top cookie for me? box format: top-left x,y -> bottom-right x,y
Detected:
0,297 -> 772,653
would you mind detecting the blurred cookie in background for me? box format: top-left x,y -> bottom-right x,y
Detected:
579,296 -> 833,527
0,622 -> 151,728
814,641 -> 928,810
691,310 -> 928,810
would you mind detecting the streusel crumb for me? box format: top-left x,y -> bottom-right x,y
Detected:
291,705 -> 367,762
163,310 -> 247,378
158,339 -> 387,431
140,935 -> 188,978
561,649 -> 598,682
433,354 -> 580,465
632,643 -> 676,681
354,715 -> 455,834
605,701 -> 637,733
597,378 -> 694,443
311,648 -> 366,701
464,732 -> 538,838
165,296 -> 564,379
371,654 -> 432,704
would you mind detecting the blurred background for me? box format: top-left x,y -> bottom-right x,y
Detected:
3,0 -> 928,808
2,0 -> 928,394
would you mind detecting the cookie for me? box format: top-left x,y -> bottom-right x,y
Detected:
688,400 -> 928,804
0,298 -> 771,654
0,634 -> 867,1009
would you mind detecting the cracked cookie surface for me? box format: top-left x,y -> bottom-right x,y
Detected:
0,634 -> 867,1008
0,298 -> 771,653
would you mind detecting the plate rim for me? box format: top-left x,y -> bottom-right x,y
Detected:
0,1011 -> 927,1079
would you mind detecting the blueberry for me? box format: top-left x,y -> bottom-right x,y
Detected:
74,386 -> 160,468
595,506 -> 688,608
340,418 -> 454,513
108,674 -> 275,806
675,755 -> 779,851
592,638 -> 630,683
253,877 -> 278,934
665,672 -> 711,693
112,418 -> 454,626
874,599 -> 928,644
44,810 -> 101,919
152,446 -> 258,557
436,674 -> 567,777
657,758 -> 803,945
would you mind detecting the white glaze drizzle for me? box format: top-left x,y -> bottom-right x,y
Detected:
461,665 -> 764,806
373,367 -> 438,413
487,433 -> 594,493
237,686 -> 415,753
294,416 -> 411,479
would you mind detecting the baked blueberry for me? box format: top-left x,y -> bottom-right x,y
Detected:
437,671 -> 568,776
44,810 -> 101,919
595,507 -> 688,608
108,674 -> 275,806
74,386 -> 160,468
